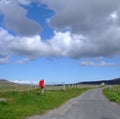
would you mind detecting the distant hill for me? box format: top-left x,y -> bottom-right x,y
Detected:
77,78 -> 120,85
0,79 -> 32,92
0,79 -> 18,86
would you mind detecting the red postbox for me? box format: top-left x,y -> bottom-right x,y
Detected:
39,79 -> 44,89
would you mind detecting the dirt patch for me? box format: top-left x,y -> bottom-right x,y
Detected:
0,98 -> 7,102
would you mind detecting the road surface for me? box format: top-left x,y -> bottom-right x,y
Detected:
28,88 -> 120,119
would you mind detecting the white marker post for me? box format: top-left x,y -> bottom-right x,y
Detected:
63,82 -> 65,91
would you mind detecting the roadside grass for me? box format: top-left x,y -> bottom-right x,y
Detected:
103,85 -> 120,104
0,87 -> 88,119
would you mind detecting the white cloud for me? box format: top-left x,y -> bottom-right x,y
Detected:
16,58 -> 31,64
0,56 -> 9,64
10,31 -> 86,61
80,61 -> 119,66
17,0 -> 39,5
1,0 -> 120,63
17,0 -> 32,5
38,0 -> 120,58
111,12 -> 118,20
0,0 -> 41,36
0,27 -> 13,64
40,0 -> 120,34
1,26 -> 120,64
12,80 -> 38,84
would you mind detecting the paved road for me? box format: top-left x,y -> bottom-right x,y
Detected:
28,88 -> 120,119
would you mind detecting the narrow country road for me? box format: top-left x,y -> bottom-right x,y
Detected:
28,88 -> 120,119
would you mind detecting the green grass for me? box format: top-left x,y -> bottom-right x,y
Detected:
0,85 -> 34,92
103,85 -> 120,104
0,88 -> 88,119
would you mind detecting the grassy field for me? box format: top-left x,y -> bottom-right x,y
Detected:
103,85 -> 120,104
0,87 -> 88,119
0,84 -> 36,93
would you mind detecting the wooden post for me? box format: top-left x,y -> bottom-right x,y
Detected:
41,88 -> 44,94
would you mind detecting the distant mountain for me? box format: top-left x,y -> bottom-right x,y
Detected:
112,78 -> 120,81
77,78 -> 120,85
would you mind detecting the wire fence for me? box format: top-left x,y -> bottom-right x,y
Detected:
0,80 -> 105,93
106,85 -> 120,92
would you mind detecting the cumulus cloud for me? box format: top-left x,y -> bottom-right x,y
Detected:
80,61 -> 119,67
1,0 -> 120,64
1,26 -> 120,64
40,0 -> 120,34
39,0 -> 120,58
10,31 -> 86,60
0,27 -> 13,63
0,0 -> 41,36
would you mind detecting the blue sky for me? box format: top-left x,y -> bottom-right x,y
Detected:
0,0 -> 120,84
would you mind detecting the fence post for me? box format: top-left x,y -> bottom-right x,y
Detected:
41,88 -> 44,94
63,82 -> 65,91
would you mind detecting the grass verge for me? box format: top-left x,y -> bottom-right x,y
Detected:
103,87 -> 120,104
0,88 -> 88,119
